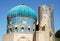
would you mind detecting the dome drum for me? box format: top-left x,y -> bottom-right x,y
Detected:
7,5 -> 37,34
7,15 -> 37,21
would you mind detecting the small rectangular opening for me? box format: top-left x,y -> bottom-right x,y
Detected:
36,24 -> 39,31
50,31 -> 52,37
42,26 -> 45,31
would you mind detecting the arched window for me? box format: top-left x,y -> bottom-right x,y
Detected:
28,26 -> 30,32
21,27 -> 24,32
33,29 -> 34,31
8,24 -> 12,33
14,24 -> 20,32
14,27 -> 18,32
9,28 -> 12,33
28,28 -> 30,32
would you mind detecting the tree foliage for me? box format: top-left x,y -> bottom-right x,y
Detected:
55,30 -> 60,38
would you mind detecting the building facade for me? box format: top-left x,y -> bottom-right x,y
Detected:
3,4 -> 54,41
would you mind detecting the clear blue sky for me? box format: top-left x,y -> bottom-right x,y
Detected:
0,0 -> 60,41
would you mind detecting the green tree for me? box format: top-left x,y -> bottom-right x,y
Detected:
55,30 -> 60,38
55,30 -> 60,41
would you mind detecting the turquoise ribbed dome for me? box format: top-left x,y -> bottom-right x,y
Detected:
8,5 -> 37,20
